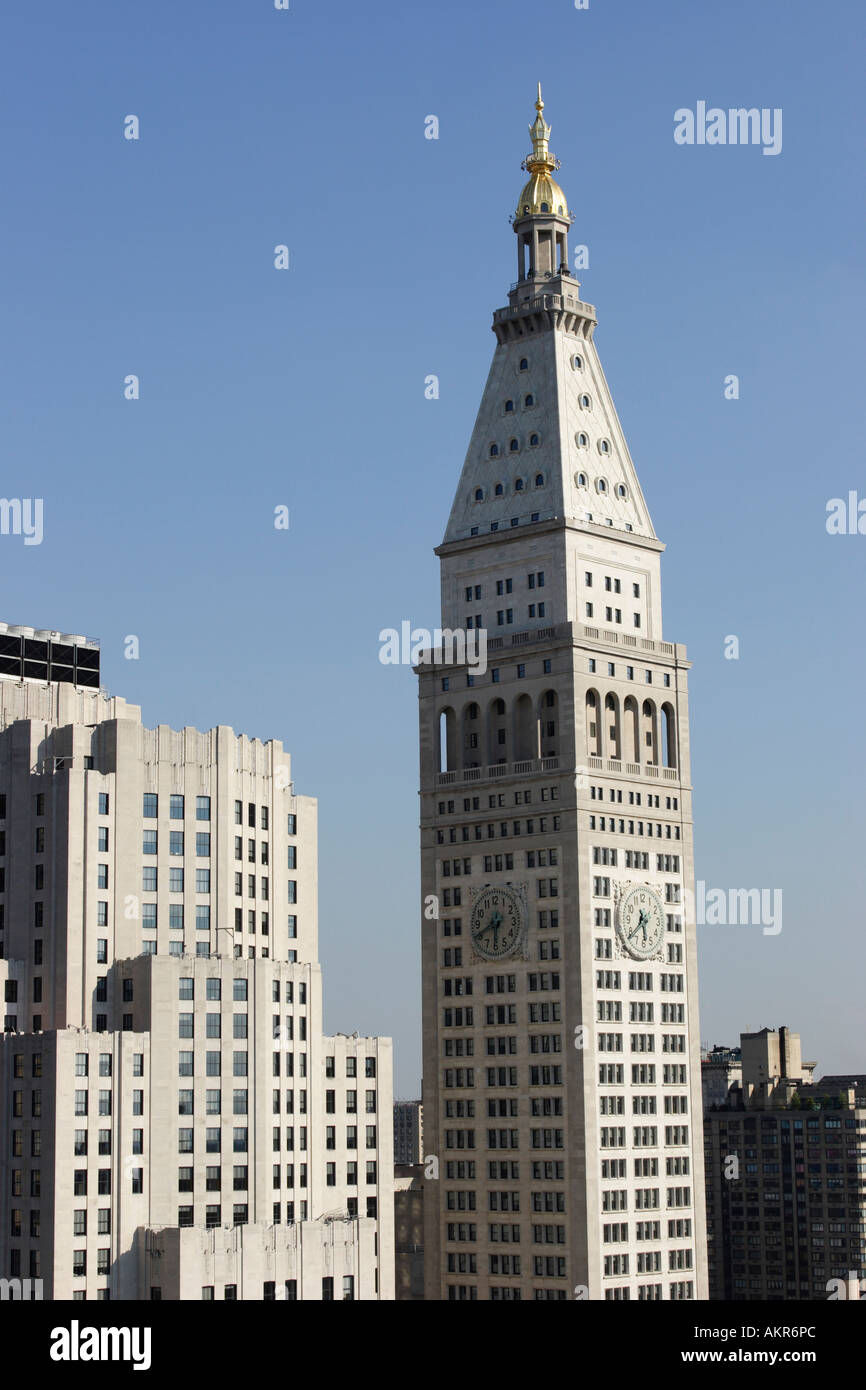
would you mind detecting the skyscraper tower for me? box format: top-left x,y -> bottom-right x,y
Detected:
418,88 -> 707,1302
0,623 -> 394,1299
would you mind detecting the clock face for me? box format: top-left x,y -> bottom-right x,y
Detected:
617,884 -> 664,960
470,885 -> 524,960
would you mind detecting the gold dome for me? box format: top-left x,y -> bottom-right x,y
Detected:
515,84 -> 570,221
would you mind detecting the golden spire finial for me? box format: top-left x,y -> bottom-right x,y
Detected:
526,82 -> 555,175
514,83 -> 570,222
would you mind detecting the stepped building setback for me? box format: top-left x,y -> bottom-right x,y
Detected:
0,623 -> 394,1300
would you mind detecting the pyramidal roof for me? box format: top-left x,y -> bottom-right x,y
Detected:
442,88 -> 656,551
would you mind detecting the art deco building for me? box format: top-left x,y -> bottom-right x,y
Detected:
0,622 -> 394,1299
701,1044 -> 743,1112
704,1026 -> 865,1301
418,89 -> 707,1301
394,1100 -> 423,1166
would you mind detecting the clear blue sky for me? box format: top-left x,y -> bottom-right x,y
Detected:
2,0 -> 863,1093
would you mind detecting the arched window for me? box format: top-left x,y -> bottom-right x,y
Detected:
580,394 -> 592,410
616,483 -> 628,499
509,438 -> 519,453
605,693 -> 621,760
540,202 -> 549,213
505,400 -> 514,412
534,473 -> 544,487
462,703 -> 481,769
514,478 -> 524,492
529,433 -> 540,446
624,696 -> 640,764
540,690 -> 558,757
489,444 -> 499,458
494,482 -> 504,497
575,471 -> 588,488
641,699 -> 658,765
585,690 -> 601,757
597,478 -> 608,494
439,708 -> 456,774
474,488 -> 484,501
514,693 -> 537,761
488,698 -> 508,763
661,703 -> 677,769
572,354 -> 584,371
598,439 -> 611,455
524,394 -> 534,407
575,432 -> 588,449
519,357 -> 529,371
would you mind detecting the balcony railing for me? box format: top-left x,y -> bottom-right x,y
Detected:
437,756 -> 559,787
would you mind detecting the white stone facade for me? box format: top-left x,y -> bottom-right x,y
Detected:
0,675 -> 393,1299
418,94 -> 708,1302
